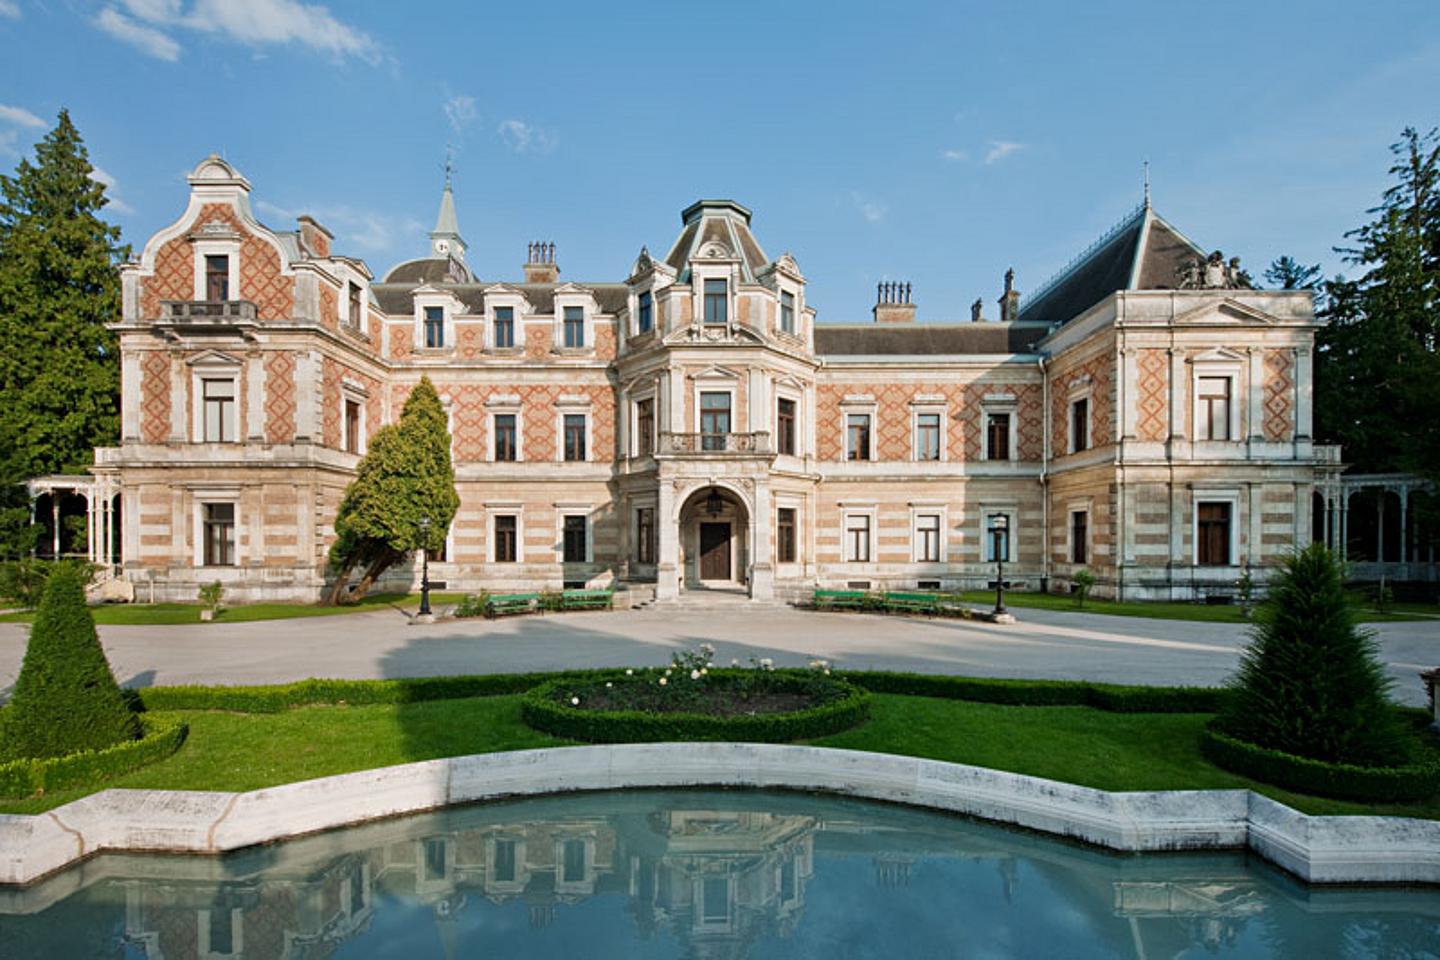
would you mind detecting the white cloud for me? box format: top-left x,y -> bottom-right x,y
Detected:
0,1 -> 21,20
90,166 -> 136,215
850,191 -> 889,223
497,119 -> 557,154
256,199 -> 422,255
444,94 -> 476,136
984,140 -> 1026,165
96,0 -> 379,63
941,148 -> 968,162
0,104 -> 46,128
95,7 -> 181,61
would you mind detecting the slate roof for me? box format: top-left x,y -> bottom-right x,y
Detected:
813,322 -> 1050,357
1016,203 -> 1206,327
662,200 -> 770,283
383,257 -> 474,284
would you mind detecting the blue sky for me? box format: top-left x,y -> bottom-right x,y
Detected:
2,0 -> 1438,321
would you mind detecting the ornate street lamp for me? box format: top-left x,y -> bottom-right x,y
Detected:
989,514 -> 1009,617
418,514 -> 432,617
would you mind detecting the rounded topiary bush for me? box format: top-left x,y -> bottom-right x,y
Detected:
522,669 -> 870,743
0,567 -> 141,761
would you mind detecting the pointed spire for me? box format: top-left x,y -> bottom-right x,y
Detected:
429,160 -> 467,262
1142,159 -> 1151,208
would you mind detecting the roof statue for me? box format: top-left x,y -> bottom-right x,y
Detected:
1177,250 -> 1253,290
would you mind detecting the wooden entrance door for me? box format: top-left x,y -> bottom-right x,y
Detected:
699,522 -> 731,580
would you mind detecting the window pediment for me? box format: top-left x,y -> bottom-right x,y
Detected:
186,350 -> 243,368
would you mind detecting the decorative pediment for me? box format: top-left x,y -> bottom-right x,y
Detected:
1190,346 -> 1247,364
185,349 -> 243,368
662,323 -> 767,347
1173,297 -> 1280,326
482,282 -> 525,296
553,281 -> 593,296
695,240 -> 734,260
688,364 -> 743,382
772,251 -> 804,281
773,375 -> 806,392
190,220 -> 240,241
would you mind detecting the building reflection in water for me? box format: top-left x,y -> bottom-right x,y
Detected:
2,791 -> 1438,959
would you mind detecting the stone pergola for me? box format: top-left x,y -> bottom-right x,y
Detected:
25,473 -> 121,569
1312,450 -> 1437,582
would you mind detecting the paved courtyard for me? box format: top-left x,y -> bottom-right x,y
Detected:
1,601 -> 1437,705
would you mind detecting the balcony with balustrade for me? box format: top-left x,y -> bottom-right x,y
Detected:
657,431 -> 772,459
157,300 -> 260,336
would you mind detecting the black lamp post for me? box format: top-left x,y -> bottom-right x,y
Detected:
990,514 -> 1009,617
418,514 -> 432,617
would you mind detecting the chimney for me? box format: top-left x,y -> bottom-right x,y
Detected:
523,241 -> 559,283
997,268 -> 1020,323
873,281 -> 916,324
971,298 -> 985,323
297,216 -> 333,258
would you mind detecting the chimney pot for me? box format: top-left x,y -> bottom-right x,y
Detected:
524,241 -> 560,283
874,280 -> 916,323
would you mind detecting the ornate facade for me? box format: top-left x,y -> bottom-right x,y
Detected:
95,155 -> 1330,602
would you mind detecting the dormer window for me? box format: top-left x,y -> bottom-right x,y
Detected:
703,279 -> 727,325
637,291 -> 653,333
205,255 -> 230,301
780,290 -> 795,334
424,306 -> 445,348
494,306 -> 515,348
563,306 -> 585,348
347,282 -> 362,328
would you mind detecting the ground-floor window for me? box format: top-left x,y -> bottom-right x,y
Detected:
844,513 -> 872,562
1197,502 -> 1231,565
777,507 -> 796,563
494,515 -> 517,562
202,502 -> 235,566
562,515 -> 588,563
915,513 -> 941,562
636,507 -> 655,564
1071,510 -> 1088,564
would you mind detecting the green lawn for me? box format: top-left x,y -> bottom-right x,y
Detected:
3,693 -> 1436,820
0,591 -> 469,625
955,590 -> 1437,623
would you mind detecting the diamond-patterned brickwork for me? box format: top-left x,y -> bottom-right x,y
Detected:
1263,350 -> 1294,441
1051,351 -> 1114,453
816,381 -> 1043,461
139,204 -> 294,320
1136,349 -> 1168,441
140,351 -> 171,443
264,352 -> 296,443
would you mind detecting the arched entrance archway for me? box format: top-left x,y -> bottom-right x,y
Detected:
676,484 -> 751,592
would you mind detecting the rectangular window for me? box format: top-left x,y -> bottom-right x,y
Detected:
494,515 -> 517,563
1070,398 -> 1089,453
776,398 -> 796,455
777,507 -> 796,563
846,414 -> 871,461
1071,510 -> 1088,564
1197,502 -> 1231,566
208,908 -> 234,955
494,414 -> 517,462
636,398 -> 654,456
703,278 -> 727,324
493,839 -> 517,883
984,514 -> 1012,562
637,290 -> 653,333
987,412 -> 1011,461
424,839 -> 446,881
916,513 -> 941,562
780,290 -> 795,334
700,392 -> 731,451
916,412 -> 941,461
494,306 -> 514,349
563,306 -> 584,348
205,254 -> 229,301
563,515 -> 587,563
1198,376 -> 1231,441
203,502 -> 235,567
202,377 -> 236,442
702,877 -> 730,924
344,398 -> 361,453
424,306 -> 445,348
845,514 -> 872,562
347,281 -> 361,328
563,414 -> 587,461
563,839 -> 587,882
636,507 -> 655,564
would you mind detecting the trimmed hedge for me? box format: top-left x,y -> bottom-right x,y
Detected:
844,670 -> 1223,713
1199,723 -> 1440,803
521,672 -> 871,743
0,714 -> 189,798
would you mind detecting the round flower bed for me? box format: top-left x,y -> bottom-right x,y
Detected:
521,668 -> 870,743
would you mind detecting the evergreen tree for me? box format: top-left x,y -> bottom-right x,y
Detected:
0,110 -> 128,557
1314,127 -> 1440,481
1217,543 -> 1407,767
0,566 -> 139,761
326,377 -> 458,603
1263,255 -> 1322,291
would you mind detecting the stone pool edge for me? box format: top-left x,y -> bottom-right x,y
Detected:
1,742 -> 1437,887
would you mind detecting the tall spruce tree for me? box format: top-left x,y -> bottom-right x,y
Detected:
326,377 -> 458,603
1314,127 -> 1440,482
1264,255 -> 1323,291
0,110 -> 128,557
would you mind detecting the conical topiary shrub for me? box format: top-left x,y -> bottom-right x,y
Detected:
0,567 -> 139,761
1216,542 -> 1407,767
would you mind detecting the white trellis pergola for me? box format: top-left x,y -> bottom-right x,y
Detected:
25,473 -> 121,569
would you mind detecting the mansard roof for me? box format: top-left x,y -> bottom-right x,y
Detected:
663,199 -> 770,282
814,322 -> 1049,357
1016,202 -> 1206,327
371,281 -> 629,315
383,257 -> 474,284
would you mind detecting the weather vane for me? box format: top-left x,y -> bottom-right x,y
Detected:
443,143 -> 455,189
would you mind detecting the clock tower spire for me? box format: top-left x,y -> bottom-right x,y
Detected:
429,153 -> 466,262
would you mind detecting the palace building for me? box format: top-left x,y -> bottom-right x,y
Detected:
85,154 -> 1334,603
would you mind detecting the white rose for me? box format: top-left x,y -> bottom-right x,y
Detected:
659,677 -> 668,686
690,669 -> 701,680
570,696 -> 580,706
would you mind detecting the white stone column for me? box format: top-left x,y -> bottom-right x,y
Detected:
1168,349 -> 1186,442
1339,494 -> 1349,563
85,492 -> 95,562
1294,346 -> 1313,439
616,389 -> 629,459
1169,485 -> 1187,568
294,351 -> 318,441
1377,492 -> 1386,564
750,480 -> 774,601
1400,486 -> 1410,568
668,369 -> 685,433
246,353 -> 267,441
1247,348 -> 1264,442
656,481 -> 679,602
1121,348 -> 1139,439
169,355 -> 187,442
1248,483 -> 1262,566
121,351 -> 142,441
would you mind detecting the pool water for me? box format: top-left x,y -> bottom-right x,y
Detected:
1,790 -> 1437,959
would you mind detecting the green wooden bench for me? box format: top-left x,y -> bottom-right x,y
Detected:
882,591 -> 942,615
814,589 -> 868,610
560,588 -> 614,611
485,593 -> 538,618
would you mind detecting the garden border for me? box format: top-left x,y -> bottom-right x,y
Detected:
1,742 -> 1438,888
1199,725 -> 1440,803
0,715 -> 188,799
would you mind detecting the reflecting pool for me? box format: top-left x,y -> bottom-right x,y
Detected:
2,790 -> 1438,958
